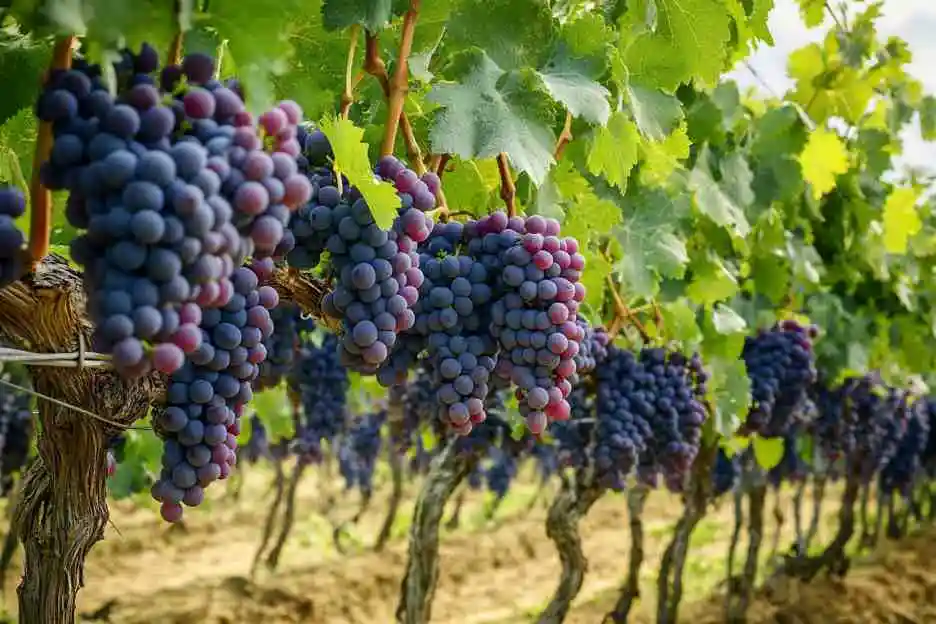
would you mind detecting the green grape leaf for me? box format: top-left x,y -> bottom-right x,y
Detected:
619,0 -> 732,91
441,157 -> 500,217
210,0 -> 306,113
921,96 -> 936,140
882,187 -> 921,255
321,0 -> 395,31
796,0 -> 825,27
614,187 -> 690,297
445,0 -> 555,70
686,256 -> 738,305
581,250 -> 610,312
752,436 -> 784,470
689,149 -> 750,236
251,384 -> 295,440
276,2 -> 359,121
638,124 -> 690,186
586,112 -> 639,191
539,14 -> 612,125
798,128 -> 849,200
627,84 -> 684,141
0,30 -> 51,128
751,106 -> 807,158
427,50 -> 555,185
660,299 -> 702,346
537,62 -> 610,126
107,430 -> 163,500
706,356 -> 750,438
719,153 -> 755,216
318,116 -> 400,229
712,303 -> 747,334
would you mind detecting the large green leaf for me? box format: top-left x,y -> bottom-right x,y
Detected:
427,50 -> 555,184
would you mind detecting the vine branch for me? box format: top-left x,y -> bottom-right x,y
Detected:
605,275 -> 651,343
380,1 -> 421,159
340,25 -> 361,119
364,33 -> 425,174
168,0 -> 185,66
496,153 -> 516,217
554,112 -> 573,160
29,37 -> 75,268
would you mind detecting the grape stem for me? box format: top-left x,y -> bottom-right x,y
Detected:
340,25 -> 361,119
363,33 -> 427,175
605,275 -> 651,343
496,153 -> 516,217
168,0 -> 185,66
380,1 -> 420,159
28,36 -> 75,268
428,154 -> 450,177
554,112 -> 573,160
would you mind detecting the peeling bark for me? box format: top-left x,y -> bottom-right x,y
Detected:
0,256 -> 158,624
396,440 -> 471,624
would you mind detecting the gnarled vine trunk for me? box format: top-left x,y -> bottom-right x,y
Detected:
537,478 -> 604,624
0,256 -> 158,624
396,439 -> 470,624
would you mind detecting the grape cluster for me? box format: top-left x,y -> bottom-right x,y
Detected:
550,385 -> 595,470
811,377 -> 852,465
767,427 -> 809,487
712,448 -> 741,497
840,374 -> 908,482
485,446 -> 518,501
594,346 -> 706,492
338,410 -> 386,496
0,379 -> 33,495
151,265 -> 276,522
40,49 -> 230,376
0,187 -> 26,288
290,332 -> 349,461
255,302 -> 314,390
573,321 -> 610,381
879,398 -> 929,496
241,414 -> 272,464
313,156 -> 435,373
479,214 -> 586,434
742,321 -> 818,436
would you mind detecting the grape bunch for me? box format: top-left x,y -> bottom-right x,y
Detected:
39,48 -> 240,376
338,410 -> 386,496
477,214 -> 586,434
840,374 -> 909,482
255,302 -> 314,390
485,446 -> 519,501
290,332 -> 349,461
879,397 -> 929,496
594,346 -> 707,492
0,378 -> 33,495
742,321 -> 818,436
241,414 -> 272,464
151,265 -> 276,522
307,155 -> 435,373
767,427 -> 809,487
550,385 -> 595,470
0,187 -> 26,288
712,447 -> 741,497
811,376 -> 853,466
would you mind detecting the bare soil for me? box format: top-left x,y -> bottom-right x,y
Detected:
0,463 -> 928,623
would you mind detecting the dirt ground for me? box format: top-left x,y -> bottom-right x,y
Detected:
0,462 -> 931,623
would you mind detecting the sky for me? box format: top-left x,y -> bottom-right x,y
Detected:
725,0 -> 936,171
